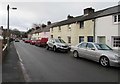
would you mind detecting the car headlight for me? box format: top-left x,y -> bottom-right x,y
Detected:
115,54 -> 119,59
57,44 -> 62,47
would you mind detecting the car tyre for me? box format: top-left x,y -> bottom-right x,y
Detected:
100,56 -> 109,67
53,46 -> 57,52
65,50 -> 68,53
73,51 -> 79,58
46,45 -> 49,50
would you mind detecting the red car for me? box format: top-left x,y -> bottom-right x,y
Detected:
30,40 -> 36,45
35,38 -> 48,47
24,39 -> 31,43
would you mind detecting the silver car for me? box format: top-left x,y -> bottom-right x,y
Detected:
71,42 -> 120,67
46,38 -> 70,52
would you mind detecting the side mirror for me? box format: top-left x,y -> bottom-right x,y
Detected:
91,48 -> 95,51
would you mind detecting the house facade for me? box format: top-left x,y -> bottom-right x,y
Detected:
50,5 -> 120,49
31,30 -> 39,40
50,8 -> 95,46
30,23 -> 53,40
95,5 -> 120,49
50,19 -> 94,46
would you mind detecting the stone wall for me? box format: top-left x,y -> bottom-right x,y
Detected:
0,36 -> 3,64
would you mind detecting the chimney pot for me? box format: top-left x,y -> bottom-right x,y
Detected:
84,7 -> 94,15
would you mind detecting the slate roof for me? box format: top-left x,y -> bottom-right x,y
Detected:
34,22 -> 58,33
51,5 -> 120,27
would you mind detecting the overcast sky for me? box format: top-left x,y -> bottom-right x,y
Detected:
0,0 -> 119,31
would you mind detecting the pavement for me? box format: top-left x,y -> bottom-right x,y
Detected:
2,42 -> 25,83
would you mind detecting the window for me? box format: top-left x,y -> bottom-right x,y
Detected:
58,26 -> 61,31
87,43 -> 95,49
97,36 -> 106,44
58,36 -> 61,39
113,36 -> 120,47
118,15 -> 120,22
68,24 -> 71,30
51,35 -> 53,38
113,14 -> 120,23
114,15 -> 117,22
78,43 -> 87,48
87,36 -> 93,42
80,21 -> 84,28
79,36 -> 84,43
68,36 -> 71,43
95,43 -> 112,50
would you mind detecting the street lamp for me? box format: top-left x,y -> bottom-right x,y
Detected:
7,4 -> 17,48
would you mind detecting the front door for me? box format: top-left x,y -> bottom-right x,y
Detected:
98,36 -> 106,44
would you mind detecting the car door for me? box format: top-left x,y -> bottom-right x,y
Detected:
77,43 -> 87,58
48,39 -> 52,48
86,43 -> 98,61
49,39 -> 55,48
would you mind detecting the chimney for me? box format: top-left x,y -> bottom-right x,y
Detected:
84,7 -> 94,15
67,14 -> 74,19
0,26 -> 3,30
47,21 -> 51,25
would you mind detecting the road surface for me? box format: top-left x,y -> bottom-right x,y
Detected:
14,41 -> 119,82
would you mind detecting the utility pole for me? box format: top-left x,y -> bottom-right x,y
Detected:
7,4 -> 17,49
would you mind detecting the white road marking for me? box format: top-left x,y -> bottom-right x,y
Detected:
16,50 -> 23,62
15,44 -> 31,82
19,62 -> 31,82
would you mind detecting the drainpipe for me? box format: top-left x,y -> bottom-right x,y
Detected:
93,19 -> 95,42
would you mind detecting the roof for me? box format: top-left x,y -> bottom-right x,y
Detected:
34,22 -> 58,33
52,5 -> 120,27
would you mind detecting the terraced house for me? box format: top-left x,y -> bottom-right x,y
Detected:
50,5 -> 120,49
95,5 -> 120,49
50,8 -> 95,46
31,22 -> 56,40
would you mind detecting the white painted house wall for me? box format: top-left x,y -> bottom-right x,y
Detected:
39,32 -> 50,38
95,15 -> 119,49
31,32 -> 50,40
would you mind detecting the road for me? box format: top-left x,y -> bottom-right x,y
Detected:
14,41 -> 119,82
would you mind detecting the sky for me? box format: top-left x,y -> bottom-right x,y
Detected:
0,0 -> 119,31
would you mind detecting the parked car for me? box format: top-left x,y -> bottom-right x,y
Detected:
15,38 -> 19,42
22,38 -> 27,41
46,38 -> 70,52
24,39 -> 31,43
30,40 -> 36,45
71,42 -> 120,67
35,38 -> 48,47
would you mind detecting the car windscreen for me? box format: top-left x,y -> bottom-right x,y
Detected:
55,39 -> 66,43
95,43 -> 112,50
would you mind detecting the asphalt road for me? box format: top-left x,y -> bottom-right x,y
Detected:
14,41 -> 119,82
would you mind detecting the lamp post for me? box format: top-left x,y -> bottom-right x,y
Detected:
7,4 -> 17,48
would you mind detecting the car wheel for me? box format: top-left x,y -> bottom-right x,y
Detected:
100,56 -> 109,67
46,45 -> 49,50
53,46 -> 57,52
65,50 -> 68,53
73,51 -> 79,58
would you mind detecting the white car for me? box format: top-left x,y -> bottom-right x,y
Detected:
15,38 -> 20,42
71,42 -> 120,67
46,38 -> 70,52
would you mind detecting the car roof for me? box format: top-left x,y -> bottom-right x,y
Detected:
80,42 -> 105,45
